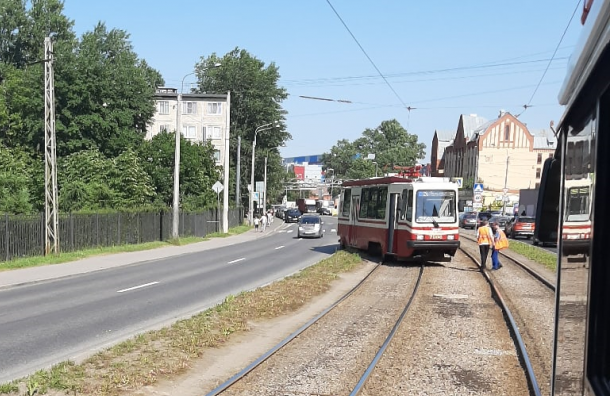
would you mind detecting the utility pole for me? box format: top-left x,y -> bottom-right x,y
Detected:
172,83 -> 183,239
263,155 -> 268,212
44,37 -> 59,255
222,91 -> 230,233
502,151 -> 510,215
236,135 -> 241,208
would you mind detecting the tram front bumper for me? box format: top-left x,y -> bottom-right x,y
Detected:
406,241 -> 461,249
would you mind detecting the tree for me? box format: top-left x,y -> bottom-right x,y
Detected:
0,145 -> 35,213
194,48 -> 290,208
138,131 -> 220,209
322,120 -> 426,179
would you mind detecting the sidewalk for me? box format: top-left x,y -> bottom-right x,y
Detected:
0,219 -> 287,289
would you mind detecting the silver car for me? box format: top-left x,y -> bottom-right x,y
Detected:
297,215 -> 324,238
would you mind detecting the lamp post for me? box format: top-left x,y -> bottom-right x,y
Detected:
249,121 -> 279,225
327,168 -> 335,199
372,161 -> 378,177
172,64 -> 220,239
502,149 -> 509,215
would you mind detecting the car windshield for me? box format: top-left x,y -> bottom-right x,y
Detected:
300,217 -> 320,224
415,190 -> 456,223
517,217 -> 535,223
464,213 -> 476,219
287,210 -> 300,215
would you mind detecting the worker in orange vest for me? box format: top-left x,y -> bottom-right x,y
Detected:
477,219 -> 495,271
491,221 -> 509,270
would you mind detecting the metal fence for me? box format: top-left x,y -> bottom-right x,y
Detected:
0,208 -> 244,262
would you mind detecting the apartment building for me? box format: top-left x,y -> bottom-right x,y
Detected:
146,88 -> 230,165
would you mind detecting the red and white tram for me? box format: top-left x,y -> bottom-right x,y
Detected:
337,176 -> 460,261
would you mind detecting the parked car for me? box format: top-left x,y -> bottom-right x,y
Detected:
317,207 -> 332,215
489,215 -> 511,229
477,211 -> 493,227
284,209 -> 302,223
460,212 -> 477,229
297,215 -> 323,238
505,215 -> 535,239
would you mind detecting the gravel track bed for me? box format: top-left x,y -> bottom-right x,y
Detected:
361,251 -> 529,396
219,264 -> 420,396
460,237 -> 555,395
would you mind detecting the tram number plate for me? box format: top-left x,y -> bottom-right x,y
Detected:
431,235 -> 443,240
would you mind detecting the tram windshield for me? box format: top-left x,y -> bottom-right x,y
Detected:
565,186 -> 590,222
415,190 -> 456,224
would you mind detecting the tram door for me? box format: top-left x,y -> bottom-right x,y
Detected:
348,195 -> 360,247
386,193 -> 399,255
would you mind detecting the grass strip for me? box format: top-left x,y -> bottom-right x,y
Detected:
0,250 -> 363,396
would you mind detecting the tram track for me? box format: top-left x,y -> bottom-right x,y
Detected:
205,256 -> 424,396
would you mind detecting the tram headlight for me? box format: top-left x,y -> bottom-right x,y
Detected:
416,234 -> 424,241
447,234 -> 455,240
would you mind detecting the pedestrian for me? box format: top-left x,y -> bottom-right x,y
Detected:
267,210 -> 273,225
477,219 -> 495,271
491,221 -> 509,270
253,216 -> 259,232
260,213 -> 267,232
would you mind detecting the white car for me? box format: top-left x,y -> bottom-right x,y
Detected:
297,215 -> 323,238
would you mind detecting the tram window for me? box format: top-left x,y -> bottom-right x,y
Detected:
406,190 -> 413,221
369,188 -> 378,218
400,189 -> 408,220
359,188 -> 371,218
377,187 -> 387,219
341,189 -> 351,217
566,186 -> 590,221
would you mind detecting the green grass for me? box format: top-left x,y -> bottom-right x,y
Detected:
0,250 -> 363,396
0,224 -> 252,272
507,239 -> 558,271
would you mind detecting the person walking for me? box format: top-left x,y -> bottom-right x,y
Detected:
260,213 -> 267,232
491,221 -> 509,270
253,216 -> 260,232
477,219 -> 495,271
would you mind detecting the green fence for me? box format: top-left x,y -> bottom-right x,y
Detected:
0,208 -> 244,262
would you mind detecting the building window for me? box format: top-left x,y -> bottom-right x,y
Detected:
214,150 -> 221,163
182,102 -> 197,114
160,124 -> 171,133
182,125 -> 197,139
537,153 -> 542,164
207,102 -> 222,115
536,168 -> 541,178
204,125 -> 221,140
504,124 -> 510,141
158,101 -> 169,115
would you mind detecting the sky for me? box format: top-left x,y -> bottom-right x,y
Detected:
62,0 -> 585,163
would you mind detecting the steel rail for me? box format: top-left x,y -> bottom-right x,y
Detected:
204,258 -> 382,396
459,246 -> 543,396
350,265 -> 424,395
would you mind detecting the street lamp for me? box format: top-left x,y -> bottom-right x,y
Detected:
249,121 -> 280,225
372,161 -> 378,177
327,168 -> 335,199
172,63 -> 221,239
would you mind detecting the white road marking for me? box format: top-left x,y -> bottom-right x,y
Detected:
117,281 -> 159,293
228,258 -> 246,264
287,230 -> 294,233
275,246 -> 285,250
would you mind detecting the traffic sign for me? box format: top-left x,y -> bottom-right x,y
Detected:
252,191 -> 260,202
503,188 -> 509,194
212,181 -> 224,194
473,203 -> 483,209
473,183 -> 484,193
474,194 -> 482,203
453,177 -> 463,188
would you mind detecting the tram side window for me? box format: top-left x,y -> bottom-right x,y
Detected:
400,189 -> 408,220
341,189 -> 351,217
359,188 -> 371,218
406,190 -> 413,221
377,187 -> 387,219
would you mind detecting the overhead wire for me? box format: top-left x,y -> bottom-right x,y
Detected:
519,0 -> 583,117
325,0 -> 408,109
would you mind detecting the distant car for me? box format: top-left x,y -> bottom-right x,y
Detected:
505,216 -> 535,239
477,211 -> 492,227
284,209 -> 302,223
317,207 -> 332,215
460,213 -> 477,229
297,215 -> 323,238
489,215 -> 511,229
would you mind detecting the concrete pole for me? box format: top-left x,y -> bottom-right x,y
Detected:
502,150 -> 509,215
222,91 -> 230,233
249,134 -> 256,226
172,91 -> 182,239
263,155 -> 268,212
236,135 -> 241,208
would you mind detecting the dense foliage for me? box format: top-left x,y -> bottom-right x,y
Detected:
321,119 -> 426,180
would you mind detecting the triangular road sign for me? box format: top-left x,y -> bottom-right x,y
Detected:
473,183 -> 484,193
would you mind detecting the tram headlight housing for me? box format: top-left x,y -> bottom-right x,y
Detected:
447,234 -> 455,240
416,234 -> 424,241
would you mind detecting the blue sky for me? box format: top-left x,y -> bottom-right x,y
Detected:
63,0 -> 584,162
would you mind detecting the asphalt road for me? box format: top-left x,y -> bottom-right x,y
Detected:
0,216 -> 339,383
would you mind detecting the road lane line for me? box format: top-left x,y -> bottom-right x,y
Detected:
228,258 -> 246,264
275,246 -> 285,250
117,281 -> 159,293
